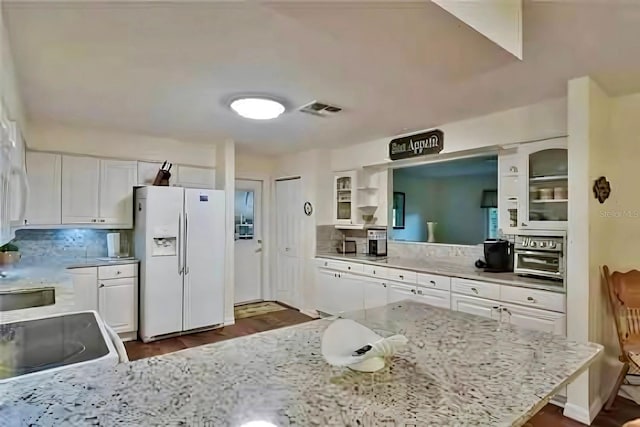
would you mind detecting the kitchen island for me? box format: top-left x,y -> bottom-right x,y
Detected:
0,301 -> 601,426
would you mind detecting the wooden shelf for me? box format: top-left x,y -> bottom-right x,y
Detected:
529,175 -> 568,182
531,199 -> 568,203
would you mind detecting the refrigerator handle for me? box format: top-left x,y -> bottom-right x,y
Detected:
178,213 -> 183,275
184,212 -> 189,275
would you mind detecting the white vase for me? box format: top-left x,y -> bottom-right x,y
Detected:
427,222 -> 437,243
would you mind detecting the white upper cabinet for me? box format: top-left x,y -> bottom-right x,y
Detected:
62,156 -> 136,227
99,160 -> 137,227
497,149 -> 519,236
176,165 -> 216,189
519,138 -> 568,230
333,170 -> 358,225
62,156 -> 100,224
25,152 -> 62,226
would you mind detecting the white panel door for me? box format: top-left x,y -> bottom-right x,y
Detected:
177,165 -> 216,189
363,277 -> 388,310
99,160 -> 137,227
25,152 -> 61,226
183,189 -> 225,330
275,178 -> 302,308
234,179 -> 263,304
62,156 -> 100,224
139,186 -> 184,340
500,302 -> 566,335
450,294 -> 501,320
98,278 -> 135,333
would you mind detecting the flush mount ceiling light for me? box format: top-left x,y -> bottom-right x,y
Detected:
230,97 -> 285,120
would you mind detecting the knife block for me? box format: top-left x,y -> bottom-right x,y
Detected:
152,169 -> 171,186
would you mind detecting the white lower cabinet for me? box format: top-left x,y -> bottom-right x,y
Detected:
70,263 -> 138,339
362,277 -> 388,310
387,282 -> 415,303
414,286 -> 450,309
315,269 -> 363,315
500,302 -> 566,335
99,278 -> 136,333
450,294 -> 501,320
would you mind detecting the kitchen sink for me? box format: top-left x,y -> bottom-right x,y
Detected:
0,287 -> 55,312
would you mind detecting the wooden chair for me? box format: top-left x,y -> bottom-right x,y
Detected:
603,265 -> 640,410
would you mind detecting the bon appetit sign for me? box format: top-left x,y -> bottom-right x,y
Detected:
389,129 -> 444,161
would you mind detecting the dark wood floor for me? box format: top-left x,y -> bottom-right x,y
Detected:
124,308 -> 640,426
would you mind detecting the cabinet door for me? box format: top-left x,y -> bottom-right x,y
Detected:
519,138 -> 568,230
339,272 -> 365,314
99,160 -> 137,227
98,278 -> 136,333
62,156 -> 100,224
176,165 -> 216,189
333,171 -> 357,225
387,282 -> 417,303
25,152 -> 62,226
450,294 -> 501,320
315,268 -> 341,315
71,267 -> 98,311
501,302 -> 566,335
497,149 -> 520,235
362,278 -> 388,310
414,287 -> 450,309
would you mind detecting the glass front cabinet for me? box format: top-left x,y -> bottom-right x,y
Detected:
519,138 -> 568,230
333,171 -> 358,225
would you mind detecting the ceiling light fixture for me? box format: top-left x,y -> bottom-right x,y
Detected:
230,97 -> 285,120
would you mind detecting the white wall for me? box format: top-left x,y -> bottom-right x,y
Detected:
1,1 -> 27,136
235,151 -> 276,179
27,122 -> 217,167
330,97 -> 567,171
566,76 -> 622,424
215,140 -> 235,325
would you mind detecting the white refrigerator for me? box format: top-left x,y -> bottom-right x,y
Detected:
134,186 -> 225,342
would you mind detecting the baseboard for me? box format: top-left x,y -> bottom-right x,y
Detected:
563,395 -> 603,425
300,309 -> 320,319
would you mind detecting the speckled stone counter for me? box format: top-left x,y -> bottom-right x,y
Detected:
317,253 -> 564,293
0,301 -> 601,426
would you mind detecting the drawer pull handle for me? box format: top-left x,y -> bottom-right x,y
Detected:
373,270 -> 376,274
382,283 -> 387,288
116,271 -> 121,275
99,284 -> 105,288
411,289 -> 416,294
399,275 -> 404,279
492,306 -> 499,310
347,266 -> 351,270
471,287 -> 478,294
324,262 -> 328,267
527,296 -> 536,302
429,280 -> 436,286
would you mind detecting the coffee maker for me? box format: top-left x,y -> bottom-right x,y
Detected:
475,239 -> 513,273
367,228 -> 387,257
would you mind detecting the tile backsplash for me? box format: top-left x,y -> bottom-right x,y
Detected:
316,225 -> 483,263
12,229 -> 133,260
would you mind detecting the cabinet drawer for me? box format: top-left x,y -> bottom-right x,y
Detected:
99,277 -> 136,288
387,268 -> 417,283
451,278 -> 500,300
501,286 -> 566,313
362,264 -> 389,279
316,259 -> 363,274
98,263 -> 137,280
417,273 -> 451,292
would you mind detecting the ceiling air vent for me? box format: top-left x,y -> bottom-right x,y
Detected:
298,101 -> 343,117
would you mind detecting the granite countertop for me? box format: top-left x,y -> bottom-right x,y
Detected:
0,258 -> 138,323
317,253 -> 565,294
0,301 -> 601,426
